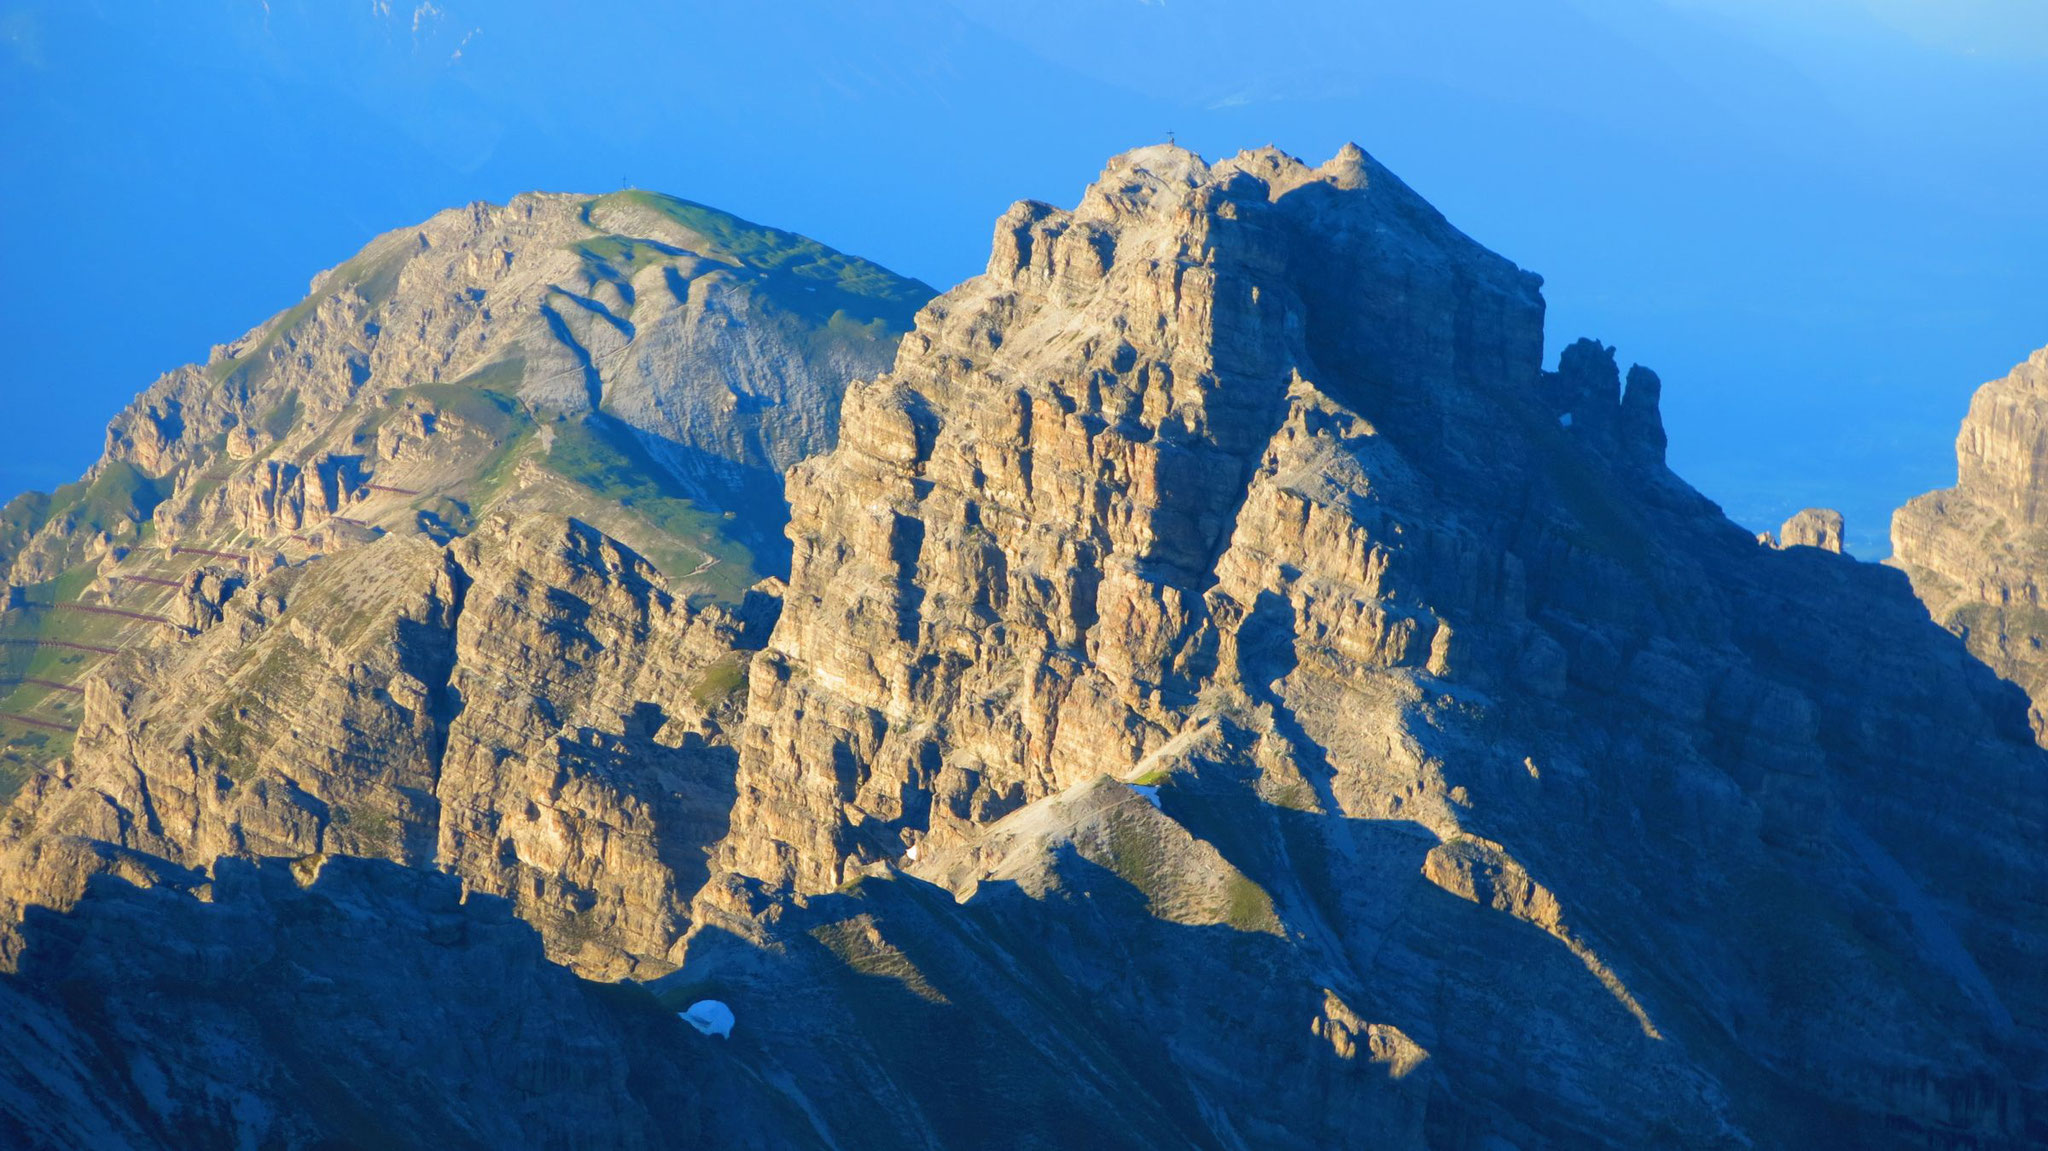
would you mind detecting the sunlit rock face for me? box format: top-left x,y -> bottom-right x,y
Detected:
703,144 -> 2046,1148
0,514 -> 761,981
1895,345 -> 2048,741
1779,507 -> 1845,552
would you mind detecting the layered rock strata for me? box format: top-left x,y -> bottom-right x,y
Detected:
0,514 -> 761,979
1,190 -> 932,595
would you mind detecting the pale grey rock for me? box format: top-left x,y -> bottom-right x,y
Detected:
0,514 -> 760,980
1,190 -> 932,597
1780,507 -> 1845,552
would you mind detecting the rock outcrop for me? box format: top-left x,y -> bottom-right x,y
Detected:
0,187 -> 930,610
0,187 -> 928,803
1895,344 -> 2048,741
1779,506 -> 1846,552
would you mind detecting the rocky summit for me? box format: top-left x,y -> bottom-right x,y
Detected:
1,146 -> 2044,1150
0,189 -> 931,795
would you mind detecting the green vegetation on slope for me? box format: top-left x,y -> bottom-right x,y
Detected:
569,235 -> 683,281
361,364 -> 758,602
0,491 -> 54,565
591,189 -> 934,331
40,461 -> 169,541
262,389 -> 303,441
0,564 -> 128,801
541,415 -> 758,603
688,652 -> 748,709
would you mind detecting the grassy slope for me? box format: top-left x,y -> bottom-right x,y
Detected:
539,415 -> 759,604
590,189 -> 934,332
0,563 -> 178,800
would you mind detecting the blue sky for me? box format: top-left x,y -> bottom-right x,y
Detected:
3,0 -> 2044,554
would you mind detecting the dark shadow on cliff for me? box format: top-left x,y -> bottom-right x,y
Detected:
0,856 -> 812,1151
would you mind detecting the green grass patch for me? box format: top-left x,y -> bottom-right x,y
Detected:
260,387 -> 299,436
177,459 -> 236,510
401,376 -> 526,439
260,389 -> 302,441
1,565 -> 124,677
541,416 -> 757,601
467,422 -> 539,512
331,803 -> 396,851
809,916 -> 950,1004
1222,872 -> 1281,934
592,189 -> 933,330
373,368 -> 537,511
1101,820 -> 1172,904
0,491 -> 54,557
569,235 -> 680,283
446,356 -> 527,400
688,653 -> 748,709
35,461 -> 168,543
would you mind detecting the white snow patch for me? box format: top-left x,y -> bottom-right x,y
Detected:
680,999 -> 735,1039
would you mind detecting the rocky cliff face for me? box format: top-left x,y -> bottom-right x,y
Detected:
698,144 -> 2047,1148
1775,506 -> 1846,552
0,513 -> 763,980
1894,345 -> 2048,741
0,146 -> 2043,1151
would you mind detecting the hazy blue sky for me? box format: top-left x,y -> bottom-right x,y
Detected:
3,0 -> 2044,553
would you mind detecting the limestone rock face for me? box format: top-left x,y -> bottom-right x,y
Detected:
722,143 -> 1552,891
1779,507 -> 1845,552
699,145 -> 2046,1148
0,514 -> 761,979
1894,345 -> 2048,741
